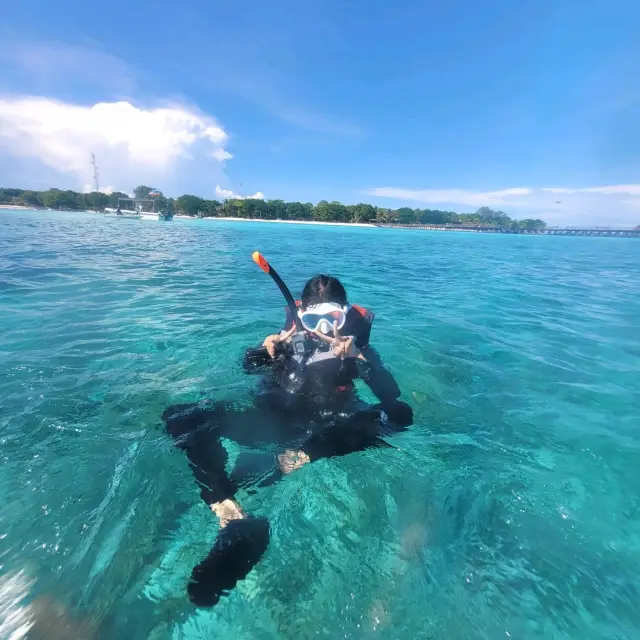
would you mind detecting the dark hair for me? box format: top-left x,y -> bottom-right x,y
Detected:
301,275 -> 348,309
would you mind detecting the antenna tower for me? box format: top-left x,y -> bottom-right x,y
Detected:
91,154 -> 100,192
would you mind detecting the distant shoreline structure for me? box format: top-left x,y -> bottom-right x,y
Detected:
0,186 -> 549,229
211,216 -> 376,228
2,206 -> 639,236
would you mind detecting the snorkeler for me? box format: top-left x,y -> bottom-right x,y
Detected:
162,253 -> 413,608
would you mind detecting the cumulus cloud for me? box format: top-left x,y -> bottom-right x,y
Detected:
0,96 -> 232,193
82,184 -> 115,195
211,148 -> 233,162
215,185 -> 265,200
366,187 -> 533,207
366,184 -> 640,227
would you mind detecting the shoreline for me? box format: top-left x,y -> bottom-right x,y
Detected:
2,207 -> 638,236
209,216 -> 376,228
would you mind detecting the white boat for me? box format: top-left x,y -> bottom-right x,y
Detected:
104,195 -> 174,221
139,211 -> 162,221
104,207 -> 141,219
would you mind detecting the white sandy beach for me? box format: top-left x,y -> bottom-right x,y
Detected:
210,216 -> 376,228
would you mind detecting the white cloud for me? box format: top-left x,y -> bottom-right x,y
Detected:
366,187 -> 532,207
366,184 -> 640,227
276,107 -> 362,137
82,184 -> 115,195
0,96 -> 232,193
0,41 -> 136,94
541,187 -> 575,194
215,185 -> 265,200
211,148 -> 233,162
543,184 -> 640,196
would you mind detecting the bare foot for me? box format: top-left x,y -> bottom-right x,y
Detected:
278,449 -> 310,474
210,499 -> 245,528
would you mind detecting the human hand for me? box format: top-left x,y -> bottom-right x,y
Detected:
210,499 -> 245,528
262,325 -> 296,358
314,321 -> 365,360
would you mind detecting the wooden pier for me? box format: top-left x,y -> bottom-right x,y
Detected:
375,224 -> 640,237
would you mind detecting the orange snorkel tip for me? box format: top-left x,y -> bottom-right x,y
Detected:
252,251 -> 270,273
252,251 -> 304,332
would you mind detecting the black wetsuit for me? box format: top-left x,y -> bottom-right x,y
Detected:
162,333 -> 413,608
163,340 -> 412,504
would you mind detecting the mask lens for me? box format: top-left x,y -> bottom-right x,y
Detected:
301,309 -> 345,331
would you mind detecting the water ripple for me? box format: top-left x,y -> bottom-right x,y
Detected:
1,211 -> 640,638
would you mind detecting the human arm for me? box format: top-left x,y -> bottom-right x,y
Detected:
314,324 -> 411,418
354,344 -> 402,405
242,325 -> 295,372
262,325 -> 296,358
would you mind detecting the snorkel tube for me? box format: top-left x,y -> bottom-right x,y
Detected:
252,252 -> 304,333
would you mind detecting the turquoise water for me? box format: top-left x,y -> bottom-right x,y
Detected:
1,210 -> 639,639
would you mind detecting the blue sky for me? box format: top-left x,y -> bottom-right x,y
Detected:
1,0 -> 639,225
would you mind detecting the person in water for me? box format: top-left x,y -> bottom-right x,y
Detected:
162,271 -> 413,608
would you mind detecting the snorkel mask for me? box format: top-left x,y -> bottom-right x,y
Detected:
251,251 -> 350,356
298,303 -> 348,335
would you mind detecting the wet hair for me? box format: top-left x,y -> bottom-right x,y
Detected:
301,275 -> 348,309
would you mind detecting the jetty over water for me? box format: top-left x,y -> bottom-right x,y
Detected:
375,224 -> 640,237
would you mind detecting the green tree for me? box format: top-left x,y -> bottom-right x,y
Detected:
287,201 -> 313,221
252,199 -> 269,218
237,199 -> 256,218
133,185 -> 154,199
40,189 -> 76,209
21,191 -> 42,206
267,199 -> 287,220
348,203 -> 377,223
313,200 -> 349,222
1,188 -> 24,203
74,193 -> 87,210
474,207 -> 512,226
330,201 -> 349,222
375,207 -> 395,224
86,192 -> 109,210
417,209 -> 455,225
175,194 -> 203,215
108,192 -> 131,208
200,199 -> 221,216
519,218 -> 546,230
396,207 -> 416,224
313,200 -> 333,221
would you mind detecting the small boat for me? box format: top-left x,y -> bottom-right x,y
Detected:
104,207 -> 141,219
104,195 -> 173,221
139,211 -> 170,221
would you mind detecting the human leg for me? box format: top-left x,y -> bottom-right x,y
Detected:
281,400 -> 413,469
163,401 -> 241,511
162,401 -> 271,607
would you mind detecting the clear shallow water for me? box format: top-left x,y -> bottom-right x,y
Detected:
1,210 -> 640,639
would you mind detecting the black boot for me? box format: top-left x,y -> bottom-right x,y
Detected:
187,516 -> 270,607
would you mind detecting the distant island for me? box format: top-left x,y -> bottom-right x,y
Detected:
0,185 -> 548,230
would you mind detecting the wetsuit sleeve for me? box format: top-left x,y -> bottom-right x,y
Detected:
355,344 -> 401,404
242,308 -> 294,372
